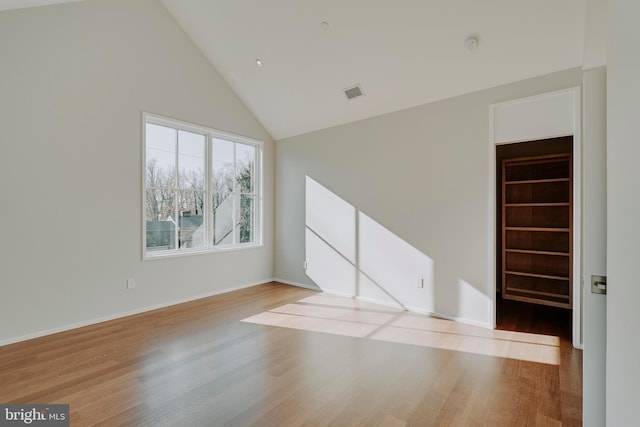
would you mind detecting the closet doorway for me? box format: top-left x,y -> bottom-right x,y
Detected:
495,137 -> 573,338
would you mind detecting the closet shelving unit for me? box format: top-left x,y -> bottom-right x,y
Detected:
501,153 -> 572,309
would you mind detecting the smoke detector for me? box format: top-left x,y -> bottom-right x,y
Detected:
465,36 -> 479,51
343,84 -> 365,100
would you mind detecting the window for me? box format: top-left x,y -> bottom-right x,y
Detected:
143,113 -> 262,258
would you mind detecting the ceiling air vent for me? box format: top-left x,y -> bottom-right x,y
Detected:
343,84 -> 364,100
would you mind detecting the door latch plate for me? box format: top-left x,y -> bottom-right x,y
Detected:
591,275 -> 607,295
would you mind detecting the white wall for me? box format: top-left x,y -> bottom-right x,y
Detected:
275,68 -> 582,326
606,1 -> 640,425
0,0 -> 275,344
582,0 -> 607,70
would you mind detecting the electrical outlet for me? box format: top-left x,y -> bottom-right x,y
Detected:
127,279 -> 135,289
418,278 -> 424,288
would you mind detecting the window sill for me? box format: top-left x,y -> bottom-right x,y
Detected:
143,243 -> 264,261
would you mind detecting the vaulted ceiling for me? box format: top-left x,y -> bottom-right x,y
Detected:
2,0 -> 588,140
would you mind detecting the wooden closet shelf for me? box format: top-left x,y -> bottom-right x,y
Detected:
504,156 -> 571,167
505,271 -> 570,281
505,287 -> 571,301
505,227 -> 570,232
505,249 -> 570,257
505,178 -> 570,185
505,202 -> 570,207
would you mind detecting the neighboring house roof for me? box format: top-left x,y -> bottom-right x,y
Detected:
178,215 -> 204,229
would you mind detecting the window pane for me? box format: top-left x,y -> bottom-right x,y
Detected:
236,194 -> 254,244
178,130 -> 205,191
213,138 -> 234,195
177,190 -> 205,249
236,143 -> 255,193
145,188 -> 176,251
212,192 -> 234,246
146,123 -> 176,189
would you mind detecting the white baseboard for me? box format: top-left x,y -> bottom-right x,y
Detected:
318,289 -> 357,298
426,310 -> 492,329
403,305 -> 430,315
272,278 -> 320,291
0,279 -> 272,347
354,295 -> 404,310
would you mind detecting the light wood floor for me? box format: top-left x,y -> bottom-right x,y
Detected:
0,282 -> 582,426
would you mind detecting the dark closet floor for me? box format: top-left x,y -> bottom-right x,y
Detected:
496,296 -> 573,341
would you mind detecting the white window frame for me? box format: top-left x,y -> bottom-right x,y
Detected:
142,112 -> 263,259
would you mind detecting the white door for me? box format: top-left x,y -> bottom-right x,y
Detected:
582,67 -> 607,426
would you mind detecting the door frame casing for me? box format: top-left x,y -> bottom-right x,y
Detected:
488,87 -> 583,349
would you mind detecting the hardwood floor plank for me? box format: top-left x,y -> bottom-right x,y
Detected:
0,283 -> 582,426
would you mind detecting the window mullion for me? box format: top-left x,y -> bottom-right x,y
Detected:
255,148 -> 258,244
206,134 -> 213,249
174,129 -> 179,250
232,142 -> 237,245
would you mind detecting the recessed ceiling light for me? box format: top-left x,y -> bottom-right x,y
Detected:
256,59 -> 263,67
465,36 -> 479,51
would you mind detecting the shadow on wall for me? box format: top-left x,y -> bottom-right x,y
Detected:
305,176 -> 435,313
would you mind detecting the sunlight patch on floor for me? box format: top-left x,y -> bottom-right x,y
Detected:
297,294 -> 404,313
242,293 -> 560,365
244,311 -> 379,338
271,303 -> 398,325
